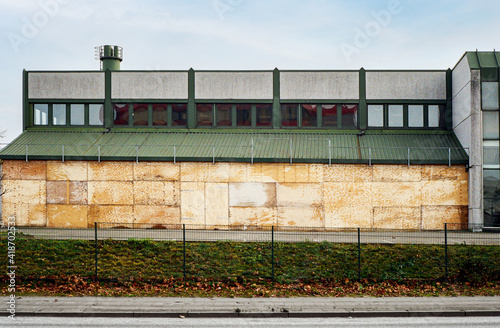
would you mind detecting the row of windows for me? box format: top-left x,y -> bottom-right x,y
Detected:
34,104 -> 103,126
33,103 -> 444,130
367,104 -> 444,128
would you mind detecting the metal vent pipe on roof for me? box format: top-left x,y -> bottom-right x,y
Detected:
95,45 -> 123,71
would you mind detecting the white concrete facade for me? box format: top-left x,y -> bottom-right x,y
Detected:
280,71 -> 359,100
111,72 -> 188,99
28,72 -> 105,99
195,72 -> 273,99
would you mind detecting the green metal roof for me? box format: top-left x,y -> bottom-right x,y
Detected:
466,51 -> 500,69
0,130 -> 468,165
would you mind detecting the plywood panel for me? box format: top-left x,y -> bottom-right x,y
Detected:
47,205 -> 87,228
421,205 -> 468,230
134,181 -> 179,206
229,207 -> 277,226
205,183 -> 229,226
180,182 -> 205,225
421,180 -> 468,205
325,206 -> 373,228
372,165 -> 421,182
47,161 -> 87,181
277,183 -> 322,207
88,162 -> 133,181
180,163 -> 208,182
229,182 -> 276,207
134,162 -> 180,181
207,163 -> 230,183
371,182 -> 421,207
88,181 -> 133,205
133,205 -> 180,224
2,161 -> 46,180
421,165 -> 468,181
373,207 -> 421,229
278,206 -> 324,227
88,205 -> 134,227
324,165 -> 372,182
324,182 -> 372,207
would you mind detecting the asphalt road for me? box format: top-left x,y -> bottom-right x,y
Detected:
3,317 -> 500,328
13,227 -> 500,245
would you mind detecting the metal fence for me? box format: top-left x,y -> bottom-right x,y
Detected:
1,223 -> 499,284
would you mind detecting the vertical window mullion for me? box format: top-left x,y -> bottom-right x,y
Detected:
424,105 -> 429,128
403,104 -> 409,127
317,104 -> 322,128
167,104 -> 172,128
251,104 -> 257,128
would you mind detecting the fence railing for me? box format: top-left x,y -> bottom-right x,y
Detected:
2,223 -> 499,284
10,142 -> 468,165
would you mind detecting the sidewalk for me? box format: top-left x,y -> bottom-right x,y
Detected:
3,296 -> 500,318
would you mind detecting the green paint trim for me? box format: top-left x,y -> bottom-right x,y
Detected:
280,99 -> 359,104
446,69 -> 453,130
28,99 -> 105,103
358,68 -> 367,130
195,99 -> 273,103
273,68 -> 281,129
366,99 -> 447,104
104,69 -> 113,129
23,69 -> 29,130
111,99 -> 188,103
187,68 -> 196,129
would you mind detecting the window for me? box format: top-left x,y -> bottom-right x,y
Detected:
172,104 -> 187,126
216,104 -> 232,126
133,104 -> 149,126
70,104 -> 85,125
236,104 -> 251,126
341,105 -> 358,128
368,105 -> 384,127
388,105 -> 403,127
408,105 -> 424,127
322,105 -> 337,127
197,104 -> 213,127
52,104 -> 66,125
301,105 -> 317,127
484,140 -> 500,169
34,104 -> 48,125
89,104 -> 103,126
428,105 -> 441,128
114,104 -> 129,126
256,104 -> 272,127
483,111 -> 499,139
281,104 -> 298,127
482,82 -> 499,110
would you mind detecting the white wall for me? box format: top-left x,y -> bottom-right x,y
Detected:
112,72 -> 188,99
195,72 -> 273,99
366,71 -> 447,100
280,71 -> 359,100
28,72 -> 105,99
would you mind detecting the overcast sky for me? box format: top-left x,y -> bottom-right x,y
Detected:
1,0 -> 500,144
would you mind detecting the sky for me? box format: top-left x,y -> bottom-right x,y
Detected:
1,0 -> 500,144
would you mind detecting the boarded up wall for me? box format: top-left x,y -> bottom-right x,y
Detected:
1,160 -> 468,229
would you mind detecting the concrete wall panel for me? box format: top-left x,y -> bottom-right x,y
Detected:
47,162 -> 88,181
29,72 -> 105,99
112,72 -> 188,99
229,182 -> 276,207
324,182 -> 372,207
47,205 -> 87,228
280,71 -> 359,100
133,162 -> 180,181
422,165 -> 467,181
207,163 -> 231,183
366,71 -> 446,100
180,163 -> 209,182
133,205 -> 180,224
373,207 -> 421,229
195,72 -> 273,99
88,181 -> 133,205
371,182 -> 421,207
229,207 -> 277,226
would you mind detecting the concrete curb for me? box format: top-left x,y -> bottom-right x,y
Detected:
14,310 -> 500,318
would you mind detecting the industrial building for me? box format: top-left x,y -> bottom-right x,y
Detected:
0,46 -> 497,230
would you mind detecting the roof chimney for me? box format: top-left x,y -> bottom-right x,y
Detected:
95,45 -> 123,71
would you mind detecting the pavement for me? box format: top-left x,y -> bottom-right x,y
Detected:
3,296 -> 500,318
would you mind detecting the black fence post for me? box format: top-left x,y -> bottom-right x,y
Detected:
445,223 -> 448,281
94,222 -> 98,282
271,226 -> 275,282
183,224 -> 186,280
357,227 -> 361,281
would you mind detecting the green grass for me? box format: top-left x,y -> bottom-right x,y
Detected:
1,238 -> 500,284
